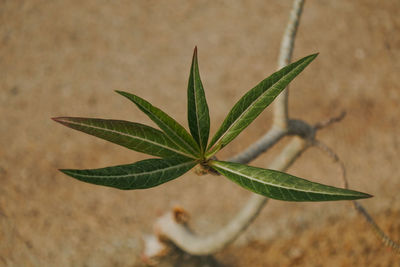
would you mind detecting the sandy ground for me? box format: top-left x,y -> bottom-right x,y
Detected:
1,0 -> 400,266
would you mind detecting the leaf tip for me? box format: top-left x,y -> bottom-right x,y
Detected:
52,117 -> 86,129
193,46 -> 198,60
58,168 -> 70,175
52,117 -> 67,124
115,90 -> 127,97
346,189 -> 373,200
309,52 -> 319,60
359,192 -> 373,199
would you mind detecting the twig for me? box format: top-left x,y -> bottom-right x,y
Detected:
314,110 -> 346,130
313,140 -> 400,254
312,140 -> 347,189
353,201 -> 400,254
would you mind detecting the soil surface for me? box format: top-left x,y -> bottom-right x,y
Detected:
1,0 -> 400,266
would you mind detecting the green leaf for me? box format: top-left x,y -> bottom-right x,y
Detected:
207,54 -> 318,154
53,117 -> 195,159
115,90 -> 200,157
187,47 -> 210,154
209,160 -> 372,202
60,158 -> 197,190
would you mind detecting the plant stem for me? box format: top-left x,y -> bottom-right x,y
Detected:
144,0 -> 307,257
273,0 -> 305,130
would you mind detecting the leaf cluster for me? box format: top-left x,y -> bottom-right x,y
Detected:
53,48 -> 371,202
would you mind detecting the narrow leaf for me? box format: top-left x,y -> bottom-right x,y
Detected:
53,117 -> 195,159
116,90 -> 200,157
208,54 -> 318,153
210,160 -> 372,202
187,47 -> 210,153
60,158 -> 197,190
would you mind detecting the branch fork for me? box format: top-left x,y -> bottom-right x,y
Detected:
142,0 -> 399,261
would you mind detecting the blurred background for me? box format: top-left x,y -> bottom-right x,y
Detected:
1,0 -> 399,266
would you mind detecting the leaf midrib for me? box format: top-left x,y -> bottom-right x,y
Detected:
63,119 -> 196,159
192,63 -> 204,151
64,161 -> 196,179
140,100 -> 199,156
210,74 -> 289,150
212,162 -> 355,196
115,91 -> 200,156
